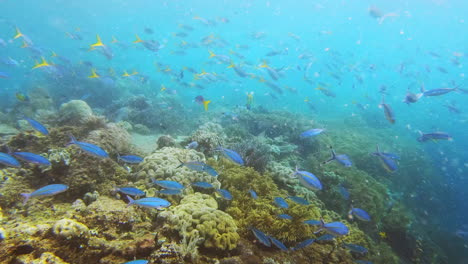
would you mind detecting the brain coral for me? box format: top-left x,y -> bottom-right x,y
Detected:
58,100 -> 93,125
136,147 -> 221,190
160,193 -> 239,250
52,218 -> 89,240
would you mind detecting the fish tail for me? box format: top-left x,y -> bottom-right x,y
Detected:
14,27 -> 23,39
21,193 -> 31,205
67,133 -> 77,146
126,195 -> 135,207
203,100 -> 211,111
133,34 -> 143,43
329,146 -> 337,158
259,61 -> 268,68
176,158 -> 184,168
21,40 -> 28,48
91,34 -> 104,48
227,62 -> 235,68
420,84 -> 426,94
208,50 -> 216,58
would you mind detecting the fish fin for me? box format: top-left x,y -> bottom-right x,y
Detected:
21,40 -> 28,48
21,193 -> 31,205
67,133 -> 77,146
126,195 -> 135,207
176,158 -> 184,168
203,100 -> 211,111
259,61 -> 269,68
88,68 -> 99,78
133,34 -> 143,43
227,62 -> 235,68
111,36 -> 118,43
208,50 -> 216,58
14,27 -> 24,39
91,34 -> 104,48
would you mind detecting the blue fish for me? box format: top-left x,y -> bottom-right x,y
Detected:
274,197 -> 289,208
304,219 -> 321,226
338,185 -> 350,200
249,189 -> 258,199
22,184 -> 69,204
2,57 -> 19,66
300,128 -> 325,138
417,131 -> 452,142
342,243 -> 368,254
316,219 -> 349,236
316,234 -> 335,241
217,188 -> 232,200
12,152 -> 51,166
278,214 -> 293,220
185,141 -> 199,149
0,152 -> 21,167
115,187 -> 145,197
67,134 -> 109,158
158,189 -> 182,195
372,146 -> 398,172
251,227 -> 271,247
126,195 -> 171,209
292,168 -> 322,191
269,236 -> 288,251
292,238 -> 315,250
0,71 -> 9,78
118,154 -> 144,164
321,146 -> 352,167
122,260 -> 149,264
152,180 -> 184,190
422,85 -> 458,97
192,181 -> 214,189
177,160 -> 218,177
287,196 -> 310,205
380,152 -> 400,160
349,207 -> 371,221
216,147 -> 244,166
24,117 -> 49,135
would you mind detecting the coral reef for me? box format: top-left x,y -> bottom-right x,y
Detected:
85,122 -> 135,156
160,193 -> 240,251
190,122 -> 226,154
52,218 -> 89,240
57,100 -> 93,125
136,147 -> 221,191
156,135 -> 177,149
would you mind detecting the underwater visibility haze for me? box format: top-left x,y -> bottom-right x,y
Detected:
0,0 -> 468,263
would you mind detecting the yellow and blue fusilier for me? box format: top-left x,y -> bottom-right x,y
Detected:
372,145 -> 398,172
321,146 -> 352,167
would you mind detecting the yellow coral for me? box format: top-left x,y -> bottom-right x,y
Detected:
160,193 -> 239,250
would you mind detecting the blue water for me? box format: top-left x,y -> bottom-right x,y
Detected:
1,0 -> 468,263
